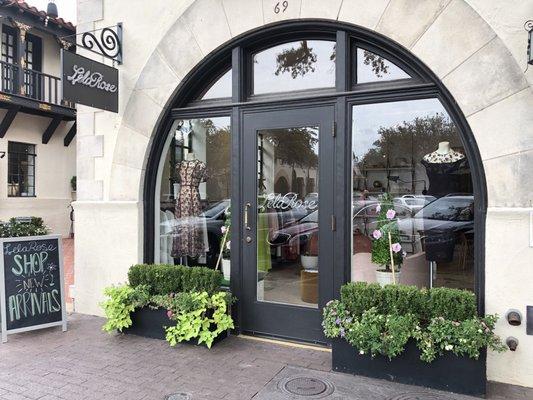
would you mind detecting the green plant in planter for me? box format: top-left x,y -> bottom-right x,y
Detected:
101,284 -> 150,332
323,282 -> 507,362
371,194 -> 404,272
0,217 -> 50,238
163,291 -> 235,348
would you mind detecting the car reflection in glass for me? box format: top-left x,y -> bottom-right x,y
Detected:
161,199 -> 230,268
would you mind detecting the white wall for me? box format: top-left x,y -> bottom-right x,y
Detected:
75,0 -> 533,388
0,110 -> 76,236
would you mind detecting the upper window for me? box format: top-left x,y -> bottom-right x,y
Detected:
252,40 -> 336,95
356,48 -> 411,84
201,69 -> 232,100
8,141 -> 36,197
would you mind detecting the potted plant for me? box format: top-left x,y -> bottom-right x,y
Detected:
101,264 -> 234,348
323,282 -> 507,396
300,231 -> 318,271
371,195 -> 404,285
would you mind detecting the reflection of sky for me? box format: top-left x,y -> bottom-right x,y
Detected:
202,70 -> 232,99
352,99 -> 449,160
253,41 -> 335,94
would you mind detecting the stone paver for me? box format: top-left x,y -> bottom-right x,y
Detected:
0,314 -> 529,400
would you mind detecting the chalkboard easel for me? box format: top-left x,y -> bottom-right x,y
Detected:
0,234 -> 67,343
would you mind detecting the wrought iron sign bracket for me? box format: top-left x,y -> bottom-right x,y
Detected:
61,23 -> 123,65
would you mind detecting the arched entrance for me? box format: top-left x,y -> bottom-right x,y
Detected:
142,21 -> 486,342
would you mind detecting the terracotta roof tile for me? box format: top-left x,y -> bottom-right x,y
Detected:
2,0 -> 75,31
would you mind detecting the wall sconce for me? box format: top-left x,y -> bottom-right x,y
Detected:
525,20 -> 533,65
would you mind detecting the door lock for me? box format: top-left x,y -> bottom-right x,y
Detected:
246,236 -> 252,243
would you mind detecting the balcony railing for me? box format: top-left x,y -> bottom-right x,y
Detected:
0,60 -> 71,107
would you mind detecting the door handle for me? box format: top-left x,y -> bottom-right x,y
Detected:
244,202 -> 251,231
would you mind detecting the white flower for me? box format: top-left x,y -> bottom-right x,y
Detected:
221,226 -> 227,234
226,240 -> 231,250
359,350 -> 365,355
445,344 -> 453,351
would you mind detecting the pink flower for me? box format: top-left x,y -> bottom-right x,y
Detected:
372,230 -> 382,240
386,209 -> 396,220
221,226 -> 227,234
391,243 -> 402,253
167,310 -> 174,319
375,204 -> 381,213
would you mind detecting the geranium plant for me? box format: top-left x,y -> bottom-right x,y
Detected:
371,194 -> 404,272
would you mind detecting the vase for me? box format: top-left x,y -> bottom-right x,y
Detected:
375,269 -> 401,286
301,255 -> 318,271
221,258 -> 231,281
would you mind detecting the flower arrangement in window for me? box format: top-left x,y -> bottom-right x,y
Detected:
217,207 -> 231,281
371,194 -> 405,285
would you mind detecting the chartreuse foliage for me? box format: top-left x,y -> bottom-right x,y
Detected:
101,264 -> 234,348
323,282 -> 506,362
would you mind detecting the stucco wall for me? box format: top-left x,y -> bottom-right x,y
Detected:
75,0 -> 533,388
0,110 -> 76,236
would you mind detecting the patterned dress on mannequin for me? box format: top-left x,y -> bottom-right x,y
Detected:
171,159 -> 209,259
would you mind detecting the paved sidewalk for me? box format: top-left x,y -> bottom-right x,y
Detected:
0,314 -> 529,400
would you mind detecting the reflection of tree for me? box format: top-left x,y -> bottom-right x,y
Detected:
362,50 -> 389,78
264,128 -> 318,168
275,40 -> 317,78
359,114 -> 459,168
273,42 -> 391,80
203,119 -> 231,200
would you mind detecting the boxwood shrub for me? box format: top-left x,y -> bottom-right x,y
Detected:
128,264 -> 222,295
340,282 -> 476,321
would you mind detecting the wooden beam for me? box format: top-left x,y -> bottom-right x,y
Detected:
42,116 -> 62,144
63,123 -> 76,147
0,106 -> 19,138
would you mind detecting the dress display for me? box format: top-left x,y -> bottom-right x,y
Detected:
421,147 -> 470,198
171,158 -> 209,259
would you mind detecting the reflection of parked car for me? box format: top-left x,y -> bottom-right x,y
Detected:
397,196 -> 474,258
393,195 -> 436,215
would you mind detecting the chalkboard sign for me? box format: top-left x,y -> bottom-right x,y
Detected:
1,235 -> 67,342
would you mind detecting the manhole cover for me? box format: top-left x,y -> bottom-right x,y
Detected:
165,393 -> 191,400
279,376 -> 335,398
389,393 -> 456,400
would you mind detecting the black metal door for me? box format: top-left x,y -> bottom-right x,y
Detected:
240,105 -> 335,343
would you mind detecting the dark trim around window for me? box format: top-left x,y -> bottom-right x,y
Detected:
7,141 -> 36,198
142,20 -> 487,316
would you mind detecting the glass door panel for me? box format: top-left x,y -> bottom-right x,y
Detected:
256,126 -> 320,308
241,105 -> 334,343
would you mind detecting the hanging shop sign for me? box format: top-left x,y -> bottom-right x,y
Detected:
61,49 -> 119,113
0,235 -> 67,343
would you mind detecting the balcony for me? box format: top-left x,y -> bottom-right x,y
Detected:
0,60 -> 75,108
0,60 -> 76,145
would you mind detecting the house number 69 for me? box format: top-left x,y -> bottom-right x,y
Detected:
274,1 -> 289,14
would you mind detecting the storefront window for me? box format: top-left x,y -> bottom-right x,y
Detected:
351,99 -> 474,291
256,126 -> 320,308
252,40 -> 336,94
356,48 -> 410,84
157,117 -> 231,280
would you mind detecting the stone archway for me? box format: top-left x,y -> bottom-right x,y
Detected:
104,0 -> 532,386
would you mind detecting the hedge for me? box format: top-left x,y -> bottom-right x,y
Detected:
340,282 -> 477,322
128,264 -> 222,296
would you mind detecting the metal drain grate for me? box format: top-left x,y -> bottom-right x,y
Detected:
280,376 -> 335,398
389,393 -> 457,400
165,393 -> 191,400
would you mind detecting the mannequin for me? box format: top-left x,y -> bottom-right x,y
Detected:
171,151 -> 209,262
421,141 -> 469,197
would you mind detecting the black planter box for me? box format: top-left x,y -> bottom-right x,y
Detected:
332,338 -> 486,397
124,306 -> 228,346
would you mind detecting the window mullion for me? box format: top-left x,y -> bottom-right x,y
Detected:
335,30 -> 350,92
232,46 -> 245,103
